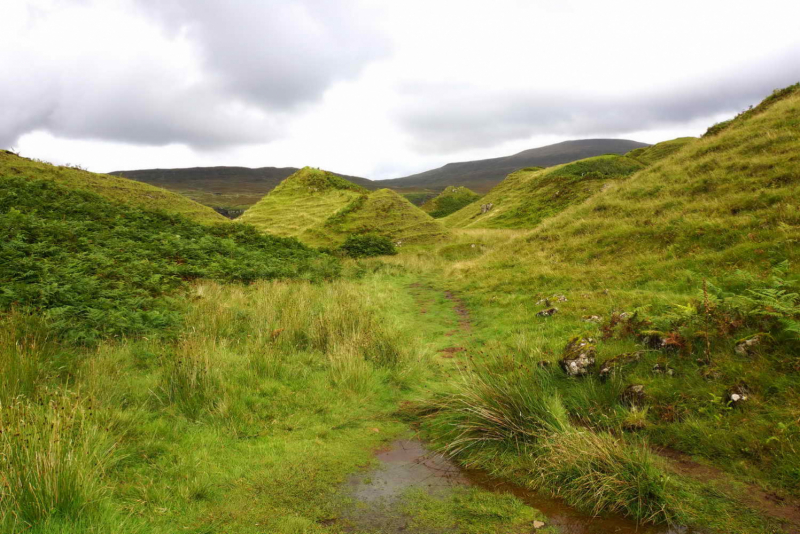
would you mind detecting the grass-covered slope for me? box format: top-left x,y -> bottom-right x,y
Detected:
308,188 -> 451,246
626,137 -> 697,165
443,155 -> 645,229
469,85 -> 800,290
0,151 -> 227,224
239,167 -> 366,238
421,186 -> 481,218
0,176 -> 336,342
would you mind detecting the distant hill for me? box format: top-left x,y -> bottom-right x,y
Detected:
421,186 -> 481,218
442,154 -> 645,229
109,139 -> 648,214
1,150 -> 227,225
241,168 -> 449,247
110,166 -> 375,217
379,139 -> 650,193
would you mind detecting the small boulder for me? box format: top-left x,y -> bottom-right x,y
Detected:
537,307 -> 559,317
536,298 -> 551,307
620,384 -> 647,407
553,294 -> 568,302
560,337 -> 596,377
533,520 -> 546,529
582,315 -> 602,323
734,335 -> 761,357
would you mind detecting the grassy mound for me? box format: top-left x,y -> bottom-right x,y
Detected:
626,137 -> 696,165
0,176 -> 336,342
421,186 -> 481,218
0,151 -> 227,224
443,155 -> 645,229
239,167 -> 367,239
310,188 -> 451,246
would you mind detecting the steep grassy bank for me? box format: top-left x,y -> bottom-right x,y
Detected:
443,155 -> 645,229
0,151 -> 227,224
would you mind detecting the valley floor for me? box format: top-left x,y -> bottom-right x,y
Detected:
3,230 -> 800,534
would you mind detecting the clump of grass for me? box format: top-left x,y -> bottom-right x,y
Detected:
0,392 -> 115,528
0,311 -> 57,404
534,429 -> 679,524
160,339 -> 221,420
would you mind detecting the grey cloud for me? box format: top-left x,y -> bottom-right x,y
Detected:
0,0 -> 389,149
396,48 -> 800,153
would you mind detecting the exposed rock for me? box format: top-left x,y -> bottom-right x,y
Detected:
535,298 -> 551,307
652,362 -> 675,377
536,307 -> 559,317
641,331 -> 667,350
727,384 -> 750,406
553,294 -> 568,302
582,315 -> 603,323
533,520 -> 546,529
480,202 -> 494,214
734,335 -> 761,357
560,337 -> 596,376
598,351 -> 643,381
620,384 -> 647,407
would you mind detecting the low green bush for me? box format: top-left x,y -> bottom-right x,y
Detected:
338,233 -> 397,258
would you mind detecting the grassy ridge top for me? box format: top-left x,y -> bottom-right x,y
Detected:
421,186 -> 481,218
308,188 -> 451,246
443,155 -> 645,229
461,84 -> 800,291
625,137 -> 696,165
0,151 -> 227,225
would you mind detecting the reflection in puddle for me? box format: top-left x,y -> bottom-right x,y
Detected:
345,439 -> 694,534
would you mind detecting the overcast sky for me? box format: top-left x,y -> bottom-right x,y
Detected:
4,0 -> 800,179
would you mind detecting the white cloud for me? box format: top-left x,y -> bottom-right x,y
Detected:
4,0 -> 800,179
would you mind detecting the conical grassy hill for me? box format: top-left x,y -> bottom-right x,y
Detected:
625,136 -> 697,165
443,154 -> 645,229
239,167 -> 367,240
242,168 -> 450,246
0,150 -> 227,224
420,185 -> 481,218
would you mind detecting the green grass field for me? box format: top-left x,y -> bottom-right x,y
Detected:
2,85 -> 800,534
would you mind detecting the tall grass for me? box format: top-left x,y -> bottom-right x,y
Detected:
0,392 -> 115,529
425,355 -> 681,525
0,311 -> 58,405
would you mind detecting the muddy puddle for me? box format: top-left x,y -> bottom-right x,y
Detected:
344,439 -> 695,534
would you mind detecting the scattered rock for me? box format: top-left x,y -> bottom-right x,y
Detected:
735,335 -> 761,357
553,294 -> 568,302
582,315 -> 603,323
536,307 -> 559,317
480,202 -> 494,214
560,337 -> 596,377
641,331 -> 667,350
620,384 -> 647,407
652,363 -> 675,376
598,351 -> 643,381
535,298 -> 551,307
727,384 -> 750,406
533,520 -> 546,529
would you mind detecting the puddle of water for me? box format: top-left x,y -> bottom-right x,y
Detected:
345,439 -> 695,534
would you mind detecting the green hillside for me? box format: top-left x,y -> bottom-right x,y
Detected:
0,151 -> 227,224
308,188 -> 451,246
626,137 -> 697,165
420,186 -> 481,218
242,168 -> 450,247
239,167 -> 367,238
443,155 -> 645,229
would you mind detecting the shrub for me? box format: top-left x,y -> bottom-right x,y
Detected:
338,233 -> 397,258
